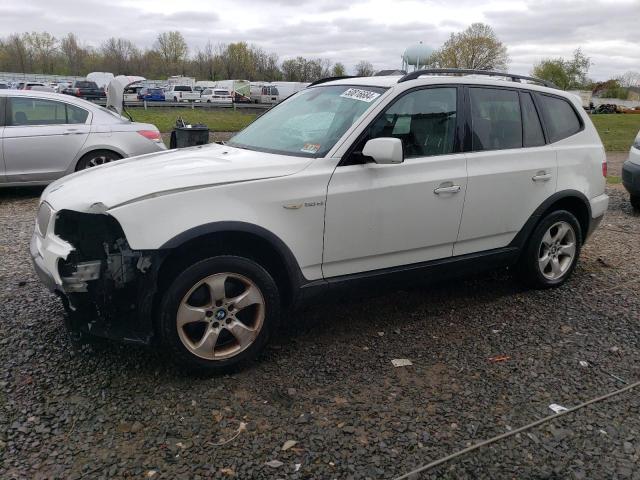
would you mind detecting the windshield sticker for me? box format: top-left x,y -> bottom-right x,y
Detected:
340,88 -> 381,103
301,143 -> 321,154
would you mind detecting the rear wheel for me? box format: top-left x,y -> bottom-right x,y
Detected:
75,150 -> 121,171
631,194 -> 640,211
518,210 -> 582,288
158,256 -> 280,373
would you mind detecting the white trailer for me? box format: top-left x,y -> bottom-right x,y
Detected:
167,76 -> 196,87
270,81 -> 309,100
87,72 -> 115,89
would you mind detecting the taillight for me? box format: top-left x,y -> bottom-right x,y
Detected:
75,88 -> 80,95
137,130 -> 162,142
602,160 -> 607,178
26,85 -> 31,90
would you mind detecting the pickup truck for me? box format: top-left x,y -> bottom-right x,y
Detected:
165,85 -> 201,102
62,80 -> 106,100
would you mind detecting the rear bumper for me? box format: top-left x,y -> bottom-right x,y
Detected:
622,155 -> 640,196
586,193 -> 608,241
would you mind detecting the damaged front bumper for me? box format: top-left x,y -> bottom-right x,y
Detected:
30,205 -> 164,345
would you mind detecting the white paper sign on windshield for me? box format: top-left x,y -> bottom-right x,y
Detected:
340,88 -> 381,103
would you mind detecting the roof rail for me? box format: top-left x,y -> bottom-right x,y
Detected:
397,69 -> 558,89
307,76 -> 356,87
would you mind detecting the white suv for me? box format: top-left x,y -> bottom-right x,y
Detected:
31,70 -> 608,372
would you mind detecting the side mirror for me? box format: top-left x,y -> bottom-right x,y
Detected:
362,137 -> 404,164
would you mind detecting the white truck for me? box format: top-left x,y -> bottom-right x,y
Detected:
165,85 -> 201,102
250,82 -> 280,104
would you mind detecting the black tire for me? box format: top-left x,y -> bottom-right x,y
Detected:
75,150 -> 121,171
158,256 -> 280,374
517,210 -> 582,289
631,195 -> 640,212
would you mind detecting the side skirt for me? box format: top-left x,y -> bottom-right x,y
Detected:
295,246 -> 520,307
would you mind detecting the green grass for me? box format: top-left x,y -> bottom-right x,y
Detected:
591,114 -> 640,152
606,175 -> 622,184
128,108 -> 257,134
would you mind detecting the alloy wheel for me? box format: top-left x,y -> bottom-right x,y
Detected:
87,155 -> 114,168
537,221 -> 576,280
176,272 -> 265,360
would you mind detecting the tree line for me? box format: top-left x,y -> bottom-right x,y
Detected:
2,25 -> 635,93
0,25 -> 511,82
0,31 -> 364,82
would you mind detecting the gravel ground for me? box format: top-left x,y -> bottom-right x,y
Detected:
1,184 -> 639,480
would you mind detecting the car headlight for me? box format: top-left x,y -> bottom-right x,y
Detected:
36,202 -> 53,236
633,136 -> 640,150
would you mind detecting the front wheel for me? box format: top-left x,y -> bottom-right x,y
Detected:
158,256 -> 280,373
631,194 -> 640,211
517,210 -> 582,289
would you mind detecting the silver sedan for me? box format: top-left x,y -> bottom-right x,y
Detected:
0,90 -> 166,186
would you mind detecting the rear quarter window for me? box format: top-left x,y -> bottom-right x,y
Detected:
537,94 -> 582,143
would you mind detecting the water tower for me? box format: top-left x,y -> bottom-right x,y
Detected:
402,42 -> 433,72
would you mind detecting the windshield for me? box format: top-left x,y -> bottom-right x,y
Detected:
228,85 -> 386,157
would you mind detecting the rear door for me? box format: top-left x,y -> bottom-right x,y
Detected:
454,87 -> 557,256
3,96 -> 91,183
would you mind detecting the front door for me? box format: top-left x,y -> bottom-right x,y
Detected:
323,86 -> 467,278
3,96 -> 91,183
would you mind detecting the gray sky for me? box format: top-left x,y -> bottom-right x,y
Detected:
1,0 -> 639,80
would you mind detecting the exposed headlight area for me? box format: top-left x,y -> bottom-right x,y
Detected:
633,136 -> 640,150
36,202 -> 53,236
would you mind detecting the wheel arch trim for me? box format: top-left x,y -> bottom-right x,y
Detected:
509,189 -> 592,249
159,220 -> 307,287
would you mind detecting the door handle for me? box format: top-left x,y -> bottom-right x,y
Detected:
434,184 -> 461,194
532,171 -> 552,182
63,129 -> 81,135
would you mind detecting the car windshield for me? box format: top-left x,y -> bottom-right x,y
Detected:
228,85 -> 387,157
76,81 -> 97,88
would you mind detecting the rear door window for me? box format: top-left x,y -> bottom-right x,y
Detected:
66,104 -> 89,124
8,97 -> 88,126
520,92 -> 545,147
469,87 -> 522,151
8,97 -> 67,126
537,94 -> 582,143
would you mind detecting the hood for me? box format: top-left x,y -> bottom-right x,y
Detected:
43,143 -> 314,212
106,75 -> 145,114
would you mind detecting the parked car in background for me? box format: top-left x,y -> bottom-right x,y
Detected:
0,90 -> 165,186
214,80 -> 251,103
138,87 -> 165,101
54,82 -> 71,93
165,85 -> 200,102
30,70 -> 608,373
0,82 -> 8,89
199,88 -> 233,104
63,80 -> 106,100
622,130 -> 640,211
19,82 -> 52,91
